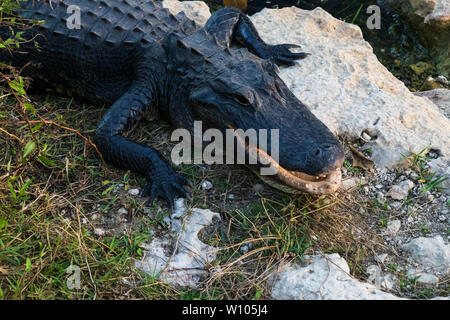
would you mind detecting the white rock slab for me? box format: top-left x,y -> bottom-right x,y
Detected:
402,235 -> 450,276
269,254 -> 403,300
135,199 -> 221,288
162,0 -> 211,26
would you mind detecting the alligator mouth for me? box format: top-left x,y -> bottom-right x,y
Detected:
249,148 -> 342,195
232,130 -> 342,195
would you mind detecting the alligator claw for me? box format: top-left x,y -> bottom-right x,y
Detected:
267,44 -> 310,66
141,170 -> 191,210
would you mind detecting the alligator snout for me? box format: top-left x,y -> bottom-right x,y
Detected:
307,143 -> 345,175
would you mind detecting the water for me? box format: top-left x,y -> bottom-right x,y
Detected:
205,0 -> 437,90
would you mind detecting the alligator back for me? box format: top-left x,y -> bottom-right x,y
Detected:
16,0 -> 198,47
0,0 -> 199,103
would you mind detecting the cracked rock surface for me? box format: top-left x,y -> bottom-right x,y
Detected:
269,254 -> 403,300
135,199 -> 221,288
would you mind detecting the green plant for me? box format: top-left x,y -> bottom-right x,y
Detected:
403,147 -> 448,193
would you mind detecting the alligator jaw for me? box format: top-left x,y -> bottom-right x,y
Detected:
251,165 -> 342,195
241,138 -> 342,195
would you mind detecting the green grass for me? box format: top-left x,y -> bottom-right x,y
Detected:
0,202 -> 152,299
404,147 -> 448,194
0,74 -> 183,298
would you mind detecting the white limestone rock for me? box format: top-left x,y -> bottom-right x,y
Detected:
162,0 -> 211,27
135,199 -> 221,288
367,265 -> 397,291
407,269 -> 439,284
402,235 -> 450,277
269,254 -> 403,300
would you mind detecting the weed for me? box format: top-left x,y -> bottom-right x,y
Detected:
403,147 -> 448,193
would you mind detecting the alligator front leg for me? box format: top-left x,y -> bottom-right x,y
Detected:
204,7 -> 309,66
94,84 -> 190,209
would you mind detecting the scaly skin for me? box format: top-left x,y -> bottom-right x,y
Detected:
0,0 -> 344,208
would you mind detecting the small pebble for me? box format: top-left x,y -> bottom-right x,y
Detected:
387,220 -> 401,236
410,173 -> 419,180
163,216 -> 171,226
117,207 -> 128,215
361,132 -> 371,141
240,243 -> 253,254
94,228 -> 105,236
362,186 -> 369,194
128,188 -> 140,196
253,184 -> 264,193
390,201 -> 402,209
436,75 -> 448,85
386,180 -> 414,200
201,180 -> 213,190
343,178 -> 357,190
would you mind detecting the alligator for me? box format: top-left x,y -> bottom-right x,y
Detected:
0,0 -> 345,208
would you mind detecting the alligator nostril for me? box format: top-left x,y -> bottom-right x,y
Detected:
312,144 -> 335,159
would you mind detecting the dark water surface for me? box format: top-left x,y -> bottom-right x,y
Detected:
205,0 -> 437,90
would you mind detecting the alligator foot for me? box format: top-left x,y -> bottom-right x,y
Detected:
204,7 -> 309,67
141,168 -> 191,210
261,44 -> 310,66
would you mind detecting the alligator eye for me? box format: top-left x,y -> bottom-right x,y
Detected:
234,95 -> 250,106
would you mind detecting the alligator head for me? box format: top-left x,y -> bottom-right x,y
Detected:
166,30 -> 344,194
